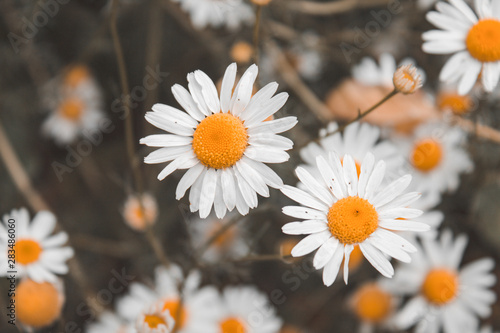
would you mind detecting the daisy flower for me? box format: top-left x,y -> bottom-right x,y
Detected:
281,152 -> 429,285
42,64 -> 104,145
436,85 -> 475,115
393,230 -> 497,333
0,208 -> 74,283
393,121 -> 473,194
122,193 -> 158,231
213,286 -> 283,333
299,121 -> 403,183
172,0 -> 253,30
117,265 -> 219,332
136,303 -> 175,333
140,63 -> 296,219
189,213 -> 249,263
423,0 -> 500,94
87,312 -> 135,333
16,278 -> 65,328
349,280 -> 398,333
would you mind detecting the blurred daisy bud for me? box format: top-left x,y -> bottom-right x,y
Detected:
279,237 -> 301,263
393,64 -> 423,94
350,282 -> 395,328
251,0 -> 273,5
63,64 -> 91,88
123,193 -> 158,231
437,91 -> 474,115
16,278 -> 65,328
230,41 -> 253,64
136,303 -> 175,333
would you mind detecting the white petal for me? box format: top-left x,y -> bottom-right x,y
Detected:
295,167 -> 334,206
220,63 -> 237,113
144,112 -> 194,136
314,237 -> 339,269
343,244 -> 354,284
363,160 -> 386,201
230,64 -> 258,116
247,116 -> 297,134
199,168 -> 217,218
235,159 -> 269,197
171,84 -> 205,121
187,73 -> 210,116
281,185 -> 329,211
282,220 -> 328,235
372,174 -> 412,208
194,70 -> 220,113
240,82 -> 279,121
140,134 -> 192,147
316,155 -> 345,200
151,103 -> 198,128
458,59 -> 482,95
157,153 -> 198,180
357,153 -> 375,199
221,168 -> 237,211
244,92 -> 289,127
235,170 -> 258,208
291,230 -> 331,257
244,146 -> 289,163
379,219 -> 430,231
240,158 -> 283,189
176,164 -> 206,199
30,211 -> 56,240
342,155 -> 358,197
322,245 -> 344,286
282,206 -> 326,220
359,242 -> 394,278
144,146 -> 192,164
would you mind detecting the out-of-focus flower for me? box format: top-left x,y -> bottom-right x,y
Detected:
423,0 -> 500,94
136,303 -> 175,333
349,281 -> 397,333
173,0 -> 254,30
0,208 -> 74,283
213,286 -> 283,333
393,64 -> 423,94
140,63 -> 296,219
392,230 -> 497,333
230,41 -> 254,64
122,193 -> 158,231
436,86 -> 475,115
117,265 -> 219,333
42,64 -> 104,145
87,312 -> 135,333
251,0 -> 273,5
326,54 -> 439,134
480,326 -> 500,333
281,152 -> 429,285
16,278 -> 65,328
392,121 -> 473,194
189,213 -> 249,263
299,122 -> 404,183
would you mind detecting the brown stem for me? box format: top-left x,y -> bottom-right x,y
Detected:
252,5 -> 263,67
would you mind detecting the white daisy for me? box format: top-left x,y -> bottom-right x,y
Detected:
281,151 -> 430,285
117,265 -> 220,333
393,121 -> 473,194
392,230 -> 497,333
0,208 -> 74,283
299,121 -> 404,184
213,286 -> 283,333
136,303 -> 175,333
173,0 -> 254,30
140,63 -> 296,219
423,0 -> 500,94
42,65 -> 104,145
87,312 -> 135,333
189,213 -> 249,263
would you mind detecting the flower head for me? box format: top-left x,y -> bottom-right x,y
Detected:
136,303 -> 175,333
393,64 -> 423,94
123,193 -> 158,231
141,63 -> 296,218
281,152 -> 429,285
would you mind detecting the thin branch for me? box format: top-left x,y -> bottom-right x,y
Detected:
288,0 -> 392,16
230,254 -> 292,263
452,116 -> 500,145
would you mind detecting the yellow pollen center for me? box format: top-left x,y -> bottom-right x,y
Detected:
466,19 -> 500,62
411,138 -> 443,172
422,268 -> 459,305
438,93 -> 473,115
144,314 -> 166,329
16,279 -> 63,328
15,239 -> 43,265
163,299 -> 187,329
192,113 -> 248,169
327,196 -> 378,245
220,317 -> 246,333
354,284 -> 392,323
59,99 -> 83,121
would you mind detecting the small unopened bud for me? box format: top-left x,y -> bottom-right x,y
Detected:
230,41 -> 253,64
123,193 -> 158,231
393,64 -> 423,94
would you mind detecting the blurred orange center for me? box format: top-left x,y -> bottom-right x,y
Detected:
15,239 -> 42,265
438,93 -> 473,114
16,279 -> 62,328
422,268 -> 458,305
327,196 -> 378,245
354,284 -> 392,323
163,299 -> 187,329
64,65 -> 90,87
59,99 -> 83,121
466,19 -> 500,62
193,113 -> 248,169
220,317 -> 246,333
411,138 -> 443,172
144,314 -> 166,328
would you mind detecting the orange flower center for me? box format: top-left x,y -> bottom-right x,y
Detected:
16,279 -> 63,328
163,299 -> 187,329
64,65 -> 90,87
144,314 -> 166,328
466,19 -> 500,62
422,268 -> 459,305
327,196 -> 378,245
59,98 -> 83,121
192,113 -> 248,169
438,92 -> 473,115
411,138 -> 443,172
353,284 -> 392,323
15,239 -> 43,265
220,317 -> 246,333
